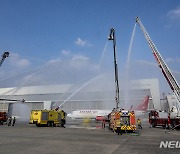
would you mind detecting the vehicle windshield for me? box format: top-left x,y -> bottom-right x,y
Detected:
120,116 -> 130,125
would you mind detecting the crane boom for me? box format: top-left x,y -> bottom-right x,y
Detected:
135,17 -> 180,103
0,52 -> 9,67
108,28 -> 120,109
0,52 -> 26,103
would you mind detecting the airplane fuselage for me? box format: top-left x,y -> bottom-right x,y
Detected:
67,110 -> 112,119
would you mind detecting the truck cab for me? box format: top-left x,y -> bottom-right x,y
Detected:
108,110 -> 136,132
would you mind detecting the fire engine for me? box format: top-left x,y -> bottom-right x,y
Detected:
29,109 -> 66,127
108,109 -> 136,132
0,112 -> 8,125
107,28 -> 137,133
136,17 -> 180,129
149,110 -> 180,129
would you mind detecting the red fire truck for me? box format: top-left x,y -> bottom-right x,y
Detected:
136,17 -> 180,129
108,109 -> 136,132
149,109 -> 180,129
0,112 -> 8,125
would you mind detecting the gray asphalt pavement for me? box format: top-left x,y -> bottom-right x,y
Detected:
0,121 -> 179,154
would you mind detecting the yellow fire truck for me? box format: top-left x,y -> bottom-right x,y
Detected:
29,109 -> 66,127
107,28 -> 136,133
108,109 -> 136,132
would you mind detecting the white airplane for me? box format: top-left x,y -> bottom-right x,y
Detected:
67,96 -> 150,120
67,110 -> 112,121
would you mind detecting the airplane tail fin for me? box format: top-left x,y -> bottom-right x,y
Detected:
136,95 -> 149,111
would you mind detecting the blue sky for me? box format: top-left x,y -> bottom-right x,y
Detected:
0,0 -> 179,93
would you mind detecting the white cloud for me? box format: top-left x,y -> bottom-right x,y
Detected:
60,50 -> 96,70
165,57 -> 180,63
0,50 -> 101,87
167,6 -> 180,20
9,53 -> 31,68
72,55 -> 89,62
61,50 -> 71,56
48,58 -> 61,64
165,58 -> 174,63
136,60 -> 157,67
137,57 -> 180,66
70,55 -> 90,69
47,53 -> 99,76
75,38 -> 92,47
177,58 -> 180,63
172,70 -> 180,75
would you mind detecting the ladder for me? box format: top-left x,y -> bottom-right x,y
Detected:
136,17 -> 180,103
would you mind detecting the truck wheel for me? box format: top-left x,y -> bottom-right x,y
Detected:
47,122 -> 51,127
36,124 -> 40,127
165,124 -> 169,129
49,122 -> 54,127
172,121 -> 176,129
53,123 -> 56,127
152,122 -> 156,128
163,125 -> 166,129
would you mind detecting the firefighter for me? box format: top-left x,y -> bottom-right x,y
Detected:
115,119 -> 122,135
61,118 -> 65,128
102,118 -> 106,129
12,117 -> 16,126
8,117 -> 12,126
61,110 -> 66,128
137,118 -> 142,129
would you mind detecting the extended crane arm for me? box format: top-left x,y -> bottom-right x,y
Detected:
0,52 -> 26,103
108,28 -> 120,109
135,17 -> 180,103
0,52 -> 9,67
0,98 -> 25,102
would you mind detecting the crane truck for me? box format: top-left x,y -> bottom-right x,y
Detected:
136,17 -> 180,129
107,28 -> 136,133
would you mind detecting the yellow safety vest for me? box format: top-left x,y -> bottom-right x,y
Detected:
115,120 -> 121,127
137,120 -> 141,125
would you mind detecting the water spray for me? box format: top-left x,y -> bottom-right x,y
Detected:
124,23 -> 137,107
55,75 -> 102,110
99,41 -> 109,66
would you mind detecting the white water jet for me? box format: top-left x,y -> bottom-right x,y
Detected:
58,75 -> 102,108
124,23 -> 137,108
99,41 -> 108,66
